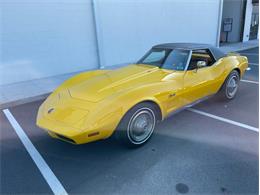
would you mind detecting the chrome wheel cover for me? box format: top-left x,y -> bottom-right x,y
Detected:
127,108 -> 156,144
226,75 -> 239,98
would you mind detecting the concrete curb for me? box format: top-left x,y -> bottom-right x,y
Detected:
220,45 -> 258,54
229,45 -> 258,53
0,93 -> 50,110
0,46 -> 258,110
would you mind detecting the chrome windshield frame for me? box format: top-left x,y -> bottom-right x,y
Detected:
184,50 -> 192,71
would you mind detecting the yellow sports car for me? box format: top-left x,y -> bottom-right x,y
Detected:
37,43 -> 248,147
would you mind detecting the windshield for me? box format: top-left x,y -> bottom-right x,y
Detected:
137,48 -> 190,71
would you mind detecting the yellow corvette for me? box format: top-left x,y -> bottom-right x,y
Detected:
37,43 -> 248,147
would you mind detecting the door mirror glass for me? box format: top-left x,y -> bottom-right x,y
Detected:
197,60 -> 207,68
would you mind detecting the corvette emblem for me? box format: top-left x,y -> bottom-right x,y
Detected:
47,108 -> 55,114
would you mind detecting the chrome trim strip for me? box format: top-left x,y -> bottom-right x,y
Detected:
184,50 -> 192,71
164,94 -> 215,120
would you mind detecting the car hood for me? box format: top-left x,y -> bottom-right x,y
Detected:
68,64 -> 164,102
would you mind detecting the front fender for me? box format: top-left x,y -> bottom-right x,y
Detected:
82,82 -> 171,137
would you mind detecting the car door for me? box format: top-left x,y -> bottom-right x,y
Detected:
160,50 -> 191,113
182,49 -> 224,105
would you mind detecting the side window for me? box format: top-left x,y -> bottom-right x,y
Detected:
188,49 -> 215,70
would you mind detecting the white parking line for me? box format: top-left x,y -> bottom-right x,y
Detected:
3,109 -> 68,195
187,108 -> 259,132
249,63 -> 259,66
241,79 -> 259,84
240,53 -> 259,56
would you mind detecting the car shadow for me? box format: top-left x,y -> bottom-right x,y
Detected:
2,126 -> 258,194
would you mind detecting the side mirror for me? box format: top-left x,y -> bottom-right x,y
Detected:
197,61 -> 207,68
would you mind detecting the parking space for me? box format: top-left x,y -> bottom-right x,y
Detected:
239,47 -> 259,82
239,47 -> 259,64
0,48 -> 259,194
192,81 -> 258,127
0,112 -> 52,194
243,64 -> 259,82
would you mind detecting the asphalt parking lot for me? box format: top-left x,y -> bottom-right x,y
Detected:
0,48 -> 259,194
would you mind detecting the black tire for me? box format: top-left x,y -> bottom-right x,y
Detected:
219,70 -> 240,100
115,102 -> 158,148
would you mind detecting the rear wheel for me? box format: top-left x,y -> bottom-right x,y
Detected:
219,70 -> 240,100
115,102 -> 158,147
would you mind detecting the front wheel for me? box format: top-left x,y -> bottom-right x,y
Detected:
219,70 -> 240,100
115,102 -> 158,147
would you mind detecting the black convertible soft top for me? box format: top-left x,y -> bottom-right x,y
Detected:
153,43 -> 225,61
